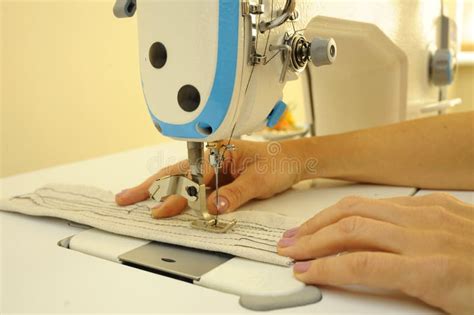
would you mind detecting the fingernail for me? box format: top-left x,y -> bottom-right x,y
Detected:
294,261 -> 311,273
283,227 -> 299,238
116,189 -> 128,198
151,204 -> 162,218
215,196 -> 229,213
277,237 -> 296,248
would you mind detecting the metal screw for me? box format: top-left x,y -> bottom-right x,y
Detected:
186,186 -> 198,197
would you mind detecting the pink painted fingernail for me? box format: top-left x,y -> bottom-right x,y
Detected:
277,237 -> 296,248
116,189 -> 129,198
294,261 -> 311,273
215,196 -> 229,213
283,227 -> 299,238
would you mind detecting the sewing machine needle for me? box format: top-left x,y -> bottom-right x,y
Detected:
214,165 -> 219,225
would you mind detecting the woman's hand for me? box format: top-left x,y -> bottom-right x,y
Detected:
115,140 -> 308,218
277,193 -> 474,315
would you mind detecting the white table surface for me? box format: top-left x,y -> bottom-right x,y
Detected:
1,141 -> 471,314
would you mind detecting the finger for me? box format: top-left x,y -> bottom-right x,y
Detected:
206,171 -> 261,214
293,252 -> 415,295
115,160 -> 189,206
278,217 -> 408,260
206,196 -> 226,215
384,193 -> 474,220
280,216 -> 473,259
295,196 -> 409,237
295,196 -> 473,238
151,195 -> 188,218
294,253 -> 470,314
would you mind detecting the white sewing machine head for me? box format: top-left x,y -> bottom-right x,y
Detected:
114,0 -> 458,141
114,0 -> 336,142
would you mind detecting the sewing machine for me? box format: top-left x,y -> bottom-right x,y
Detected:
113,0 -> 459,233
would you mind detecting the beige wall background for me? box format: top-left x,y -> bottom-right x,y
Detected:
1,0 -> 167,178
1,0 -> 472,178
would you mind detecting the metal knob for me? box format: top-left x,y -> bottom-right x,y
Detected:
309,37 -> 337,67
113,0 -> 136,18
430,48 -> 455,87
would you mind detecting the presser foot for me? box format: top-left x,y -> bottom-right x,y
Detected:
148,175 -> 237,233
191,218 -> 237,233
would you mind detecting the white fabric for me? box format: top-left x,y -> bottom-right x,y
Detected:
0,184 -> 301,266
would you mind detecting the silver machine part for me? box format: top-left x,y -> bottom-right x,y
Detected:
243,0 -> 337,82
119,241 -> 232,281
113,0 -> 136,18
309,37 -> 337,67
148,141 -> 236,233
187,142 -> 204,185
430,2 -> 457,89
269,33 -> 337,83
258,0 -> 296,33
431,48 -> 455,87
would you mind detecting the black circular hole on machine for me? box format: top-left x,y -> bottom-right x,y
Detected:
330,45 -> 336,57
127,2 -> 136,14
177,85 -> 201,112
196,122 -> 213,135
149,42 -> 167,69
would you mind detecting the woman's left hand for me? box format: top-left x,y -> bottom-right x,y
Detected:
277,193 -> 474,315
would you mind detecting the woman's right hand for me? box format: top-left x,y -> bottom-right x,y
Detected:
115,139 -> 312,218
